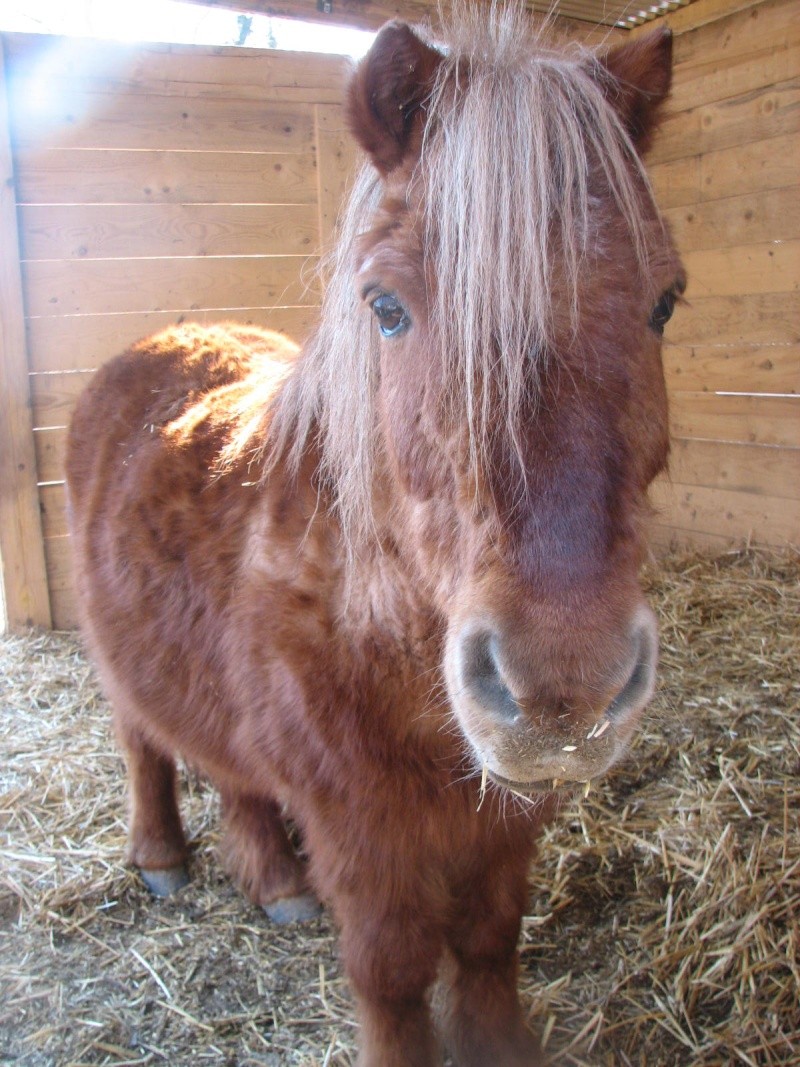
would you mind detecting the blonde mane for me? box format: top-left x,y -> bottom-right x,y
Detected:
266,5 -> 665,550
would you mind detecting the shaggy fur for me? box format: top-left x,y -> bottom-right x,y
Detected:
66,7 -> 682,1066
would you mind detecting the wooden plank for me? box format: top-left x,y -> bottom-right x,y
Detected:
42,535 -> 72,591
314,103 -> 360,252
648,523 -> 740,553
41,534 -> 80,627
650,479 -> 800,544
33,428 -> 68,485
681,240 -> 800,298
18,203 -> 319,260
663,186 -> 799,253
663,343 -> 799,394
669,42 -> 800,114
14,148 -> 318,206
667,293 -> 800,345
8,90 -> 315,153
649,78 -> 800,165
650,156 -> 700,209
0,39 -> 51,630
23,254 -> 319,317
11,69 -> 348,111
650,133 -> 800,208
31,373 -> 92,432
49,590 -> 79,631
698,132 -> 800,203
4,33 -> 350,105
667,438 -> 800,499
669,391 -> 800,447
39,483 -> 69,539
27,305 -> 320,373
671,0 -> 797,69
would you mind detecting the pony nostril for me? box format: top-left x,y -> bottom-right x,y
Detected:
459,630 -> 521,721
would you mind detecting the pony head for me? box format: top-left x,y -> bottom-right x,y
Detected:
289,8 -> 683,794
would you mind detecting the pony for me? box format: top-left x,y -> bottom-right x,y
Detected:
66,7 -> 683,1065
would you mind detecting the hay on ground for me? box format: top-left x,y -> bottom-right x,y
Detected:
1,547 -> 798,1066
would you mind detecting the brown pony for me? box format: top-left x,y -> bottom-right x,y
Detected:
66,8 -> 683,1065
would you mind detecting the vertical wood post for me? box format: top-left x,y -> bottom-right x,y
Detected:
0,37 -> 52,630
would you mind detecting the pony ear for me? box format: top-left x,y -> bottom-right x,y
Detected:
597,26 -> 673,154
347,21 -> 443,176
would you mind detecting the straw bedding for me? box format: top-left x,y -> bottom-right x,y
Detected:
1,548 -> 798,1066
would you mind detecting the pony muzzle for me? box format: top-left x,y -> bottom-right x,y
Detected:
446,605 -> 659,793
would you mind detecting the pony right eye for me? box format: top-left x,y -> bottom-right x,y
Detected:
371,293 -> 410,338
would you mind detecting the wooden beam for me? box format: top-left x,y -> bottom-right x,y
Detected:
0,39 -> 51,630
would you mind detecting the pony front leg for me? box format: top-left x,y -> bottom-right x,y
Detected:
441,847 -> 543,1066
338,907 -> 444,1067
218,787 -> 321,923
115,713 -> 189,897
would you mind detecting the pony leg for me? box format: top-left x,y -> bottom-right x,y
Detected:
116,716 -> 190,897
218,789 -> 321,923
441,853 -> 543,1067
338,908 -> 443,1067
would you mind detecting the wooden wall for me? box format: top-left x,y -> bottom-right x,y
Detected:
0,33 -> 356,630
638,0 -> 799,549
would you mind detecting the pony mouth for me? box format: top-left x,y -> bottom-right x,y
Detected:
486,771 -> 585,796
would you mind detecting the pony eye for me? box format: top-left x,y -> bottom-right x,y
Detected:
649,289 -> 678,335
371,293 -> 410,338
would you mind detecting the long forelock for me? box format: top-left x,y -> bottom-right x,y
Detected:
267,7 -> 664,553
423,6 -> 662,473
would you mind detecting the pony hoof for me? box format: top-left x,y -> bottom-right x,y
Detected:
263,893 -> 322,924
140,865 -> 190,897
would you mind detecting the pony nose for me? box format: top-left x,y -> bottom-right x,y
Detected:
455,605 -> 659,726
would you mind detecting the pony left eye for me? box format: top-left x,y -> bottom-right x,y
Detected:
371,293 -> 410,338
649,289 -> 678,335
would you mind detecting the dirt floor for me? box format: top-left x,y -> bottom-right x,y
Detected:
1,548 -> 798,1066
